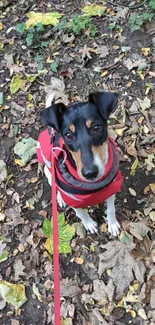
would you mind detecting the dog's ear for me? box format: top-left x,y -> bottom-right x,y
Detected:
40,103 -> 66,131
89,92 -> 118,120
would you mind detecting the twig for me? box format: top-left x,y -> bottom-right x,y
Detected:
41,0 -> 45,13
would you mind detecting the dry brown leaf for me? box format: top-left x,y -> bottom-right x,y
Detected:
151,288 -> 155,309
129,222 -> 150,240
91,278 -> 114,303
127,144 -> 137,157
98,241 -> 145,297
60,279 -> 81,298
13,259 -> 26,281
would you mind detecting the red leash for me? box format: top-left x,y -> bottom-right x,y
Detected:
51,152 -> 61,325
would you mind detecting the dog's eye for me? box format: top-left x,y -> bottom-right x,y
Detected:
64,132 -> 73,141
93,125 -> 103,133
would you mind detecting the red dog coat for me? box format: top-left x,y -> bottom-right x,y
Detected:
37,129 -> 122,208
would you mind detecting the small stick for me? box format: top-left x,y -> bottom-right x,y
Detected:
41,0 -> 45,13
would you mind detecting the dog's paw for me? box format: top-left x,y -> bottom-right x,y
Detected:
108,221 -> 120,237
57,191 -> 66,208
83,217 -> 98,234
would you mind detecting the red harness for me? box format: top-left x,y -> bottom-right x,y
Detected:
37,129 -> 122,208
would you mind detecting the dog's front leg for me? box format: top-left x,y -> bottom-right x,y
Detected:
73,208 -> 98,234
106,194 -> 120,236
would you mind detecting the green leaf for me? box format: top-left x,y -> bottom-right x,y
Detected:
26,11 -> 63,29
38,62 -> 43,71
0,281 -> 27,309
16,23 -> 26,33
43,218 -> 52,238
10,75 -> 26,94
43,213 -> 75,255
14,137 -> 37,165
41,41 -> 49,47
0,92 -> 3,105
149,0 -> 155,10
26,33 -> 33,46
36,23 -> 45,31
50,62 -> 58,72
82,4 -> 106,17
0,250 -> 9,262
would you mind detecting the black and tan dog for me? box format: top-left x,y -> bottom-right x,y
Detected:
37,92 -> 122,236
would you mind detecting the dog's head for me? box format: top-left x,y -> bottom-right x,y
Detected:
41,92 -> 118,181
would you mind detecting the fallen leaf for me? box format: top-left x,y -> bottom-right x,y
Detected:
14,137 -> 37,165
60,278 -> 81,298
26,11 -> 63,29
61,318 -> 73,325
0,281 -> 27,309
73,257 -> 84,264
0,160 -> 7,183
0,241 -> 9,262
32,283 -> 42,302
5,204 -> 24,227
13,259 -> 26,281
129,188 -> 136,196
43,214 -> 75,255
101,71 -> 108,77
127,141 -> 137,157
149,211 -> 155,221
149,71 -> 155,77
130,158 -> 139,176
91,279 -> 114,304
98,241 -> 145,296
82,4 -> 106,17
128,100 -> 140,115
138,308 -> 147,320
137,97 -> 151,110
150,183 -> 155,194
128,222 -> 150,240
141,47 -> 150,56
150,288 -> 155,308
0,92 -> 3,105
144,185 -> 150,194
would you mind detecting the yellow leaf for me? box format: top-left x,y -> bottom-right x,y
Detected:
143,124 -> 149,134
132,283 -> 139,291
145,87 -> 150,95
114,127 -> 127,136
138,308 -> 147,320
90,244 -> 95,252
10,75 -> 26,94
14,159 -> 25,167
137,71 -> 144,80
73,257 -> 84,264
82,4 -> 106,17
26,11 -> 63,29
32,283 -> 42,302
101,70 -> 108,77
27,177 -> 38,183
141,47 -> 150,56
150,183 -> 155,194
149,211 -> 155,221
28,93 -> 33,101
46,56 -> 52,63
61,318 -> 73,325
87,47 -> 99,54
130,158 -> 139,176
100,223 -> 107,232
129,188 -> 136,196
129,310 -> 136,318
144,185 -> 150,194
0,281 -> 27,309
0,23 -> 3,30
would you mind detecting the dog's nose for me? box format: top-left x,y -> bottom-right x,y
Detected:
82,165 -> 98,180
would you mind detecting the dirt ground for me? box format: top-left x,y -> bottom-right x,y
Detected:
0,0 -> 155,325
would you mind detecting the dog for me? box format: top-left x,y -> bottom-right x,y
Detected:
37,92 -> 122,236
